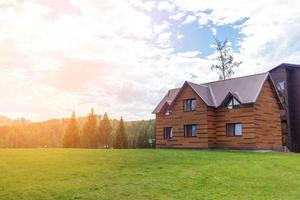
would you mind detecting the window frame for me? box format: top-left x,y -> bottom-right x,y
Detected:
183,99 -> 196,112
184,124 -> 198,137
163,127 -> 173,139
226,123 -> 242,137
276,80 -> 285,96
226,97 -> 241,109
164,109 -> 172,116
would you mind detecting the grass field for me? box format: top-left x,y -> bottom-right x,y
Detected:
0,149 -> 300,200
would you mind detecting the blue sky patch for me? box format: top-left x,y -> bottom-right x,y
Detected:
146,6 -> 248,59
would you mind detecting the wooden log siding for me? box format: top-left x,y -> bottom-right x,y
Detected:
214,104 -> 256,149
254,78 -> 283,150
155,78 -> 283,150
156,84 -> 209,148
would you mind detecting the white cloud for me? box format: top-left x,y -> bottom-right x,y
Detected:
176,33 -> 184,39
210,27 -> 217,35
169,12 -> 185,21
182,15 -> 197,24
157,1 -> 174,11
177,51 -> 201,58
153,21 -> 169,34
156,32 -> 172,48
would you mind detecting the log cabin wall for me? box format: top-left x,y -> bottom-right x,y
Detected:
155,84 -> 211,148
254,78 -> 283,150
207,107 -> 216,148
213,104 -> 256,149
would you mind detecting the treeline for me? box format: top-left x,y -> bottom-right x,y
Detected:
0,110 -> 155,148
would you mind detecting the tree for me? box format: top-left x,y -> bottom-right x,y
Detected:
63,112 -> 80,148
97,113 -> 112,148
136,123 -> 148,148
82,109 -> 98,148
114,117 -> 128,149
211,38 -> 242,80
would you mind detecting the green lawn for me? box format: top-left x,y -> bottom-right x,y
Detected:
0,149 -> 300,200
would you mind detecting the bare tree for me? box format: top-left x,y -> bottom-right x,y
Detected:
211,38 -> 242,80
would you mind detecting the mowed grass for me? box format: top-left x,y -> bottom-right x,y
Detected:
0,149 -> 300,200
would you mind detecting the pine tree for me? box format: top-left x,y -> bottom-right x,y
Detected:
98,113 -> 112,148
63,112 -> 80,148
82,109 -> 98,148
138,125 -> 148,148
115,117 -> 128,149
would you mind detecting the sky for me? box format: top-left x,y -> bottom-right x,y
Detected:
0,0 -> 300,121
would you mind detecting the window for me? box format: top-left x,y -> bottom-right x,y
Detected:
163,127 -> 172,139
226,123 -> 242,136
276,81 -> 285,91
226,98 -> 240,109
165,109 -> 172,116
276,81 -> 285,96
184,124 -> 197,137
184,99 -> 196,112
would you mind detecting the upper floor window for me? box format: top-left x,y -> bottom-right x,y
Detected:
226,97 -> 240,109
276,80 -> 285,96
226,123 -> 242,136
165,109 -> 172,116
163,127 -> 172,139
184,99 -> 196,112
184,124 -> 197,137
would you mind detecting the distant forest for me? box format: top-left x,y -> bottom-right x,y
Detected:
0,113 -> 155,148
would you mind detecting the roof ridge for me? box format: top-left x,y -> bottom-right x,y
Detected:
201,72 -> 268,85
280,63 -> 300,67
183,72 -> 268,87
187,81 -> 209,87
269,63 -> 300,72
208,85 -> 217,107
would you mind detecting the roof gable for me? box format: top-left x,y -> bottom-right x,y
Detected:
152,88 -> 180,114
167,81 -> 212,109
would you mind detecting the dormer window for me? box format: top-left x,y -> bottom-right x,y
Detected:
226,97 -> 240,109
184,99 -> 196,112
165,109 -> 172,116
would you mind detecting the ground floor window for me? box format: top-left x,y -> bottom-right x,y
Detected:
163,127 -> 172,139
226,123 -> 242,136
184,124 -> 197,137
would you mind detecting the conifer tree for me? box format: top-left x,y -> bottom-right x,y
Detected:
115,117 -> 128,149
137,125 -> 148,148
63,112 -> 80,148
98,113 -> 112,148
82,109 -> 98,148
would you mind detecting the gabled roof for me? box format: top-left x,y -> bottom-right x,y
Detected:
153,72 -> 273,114
152,88 -> 180,114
